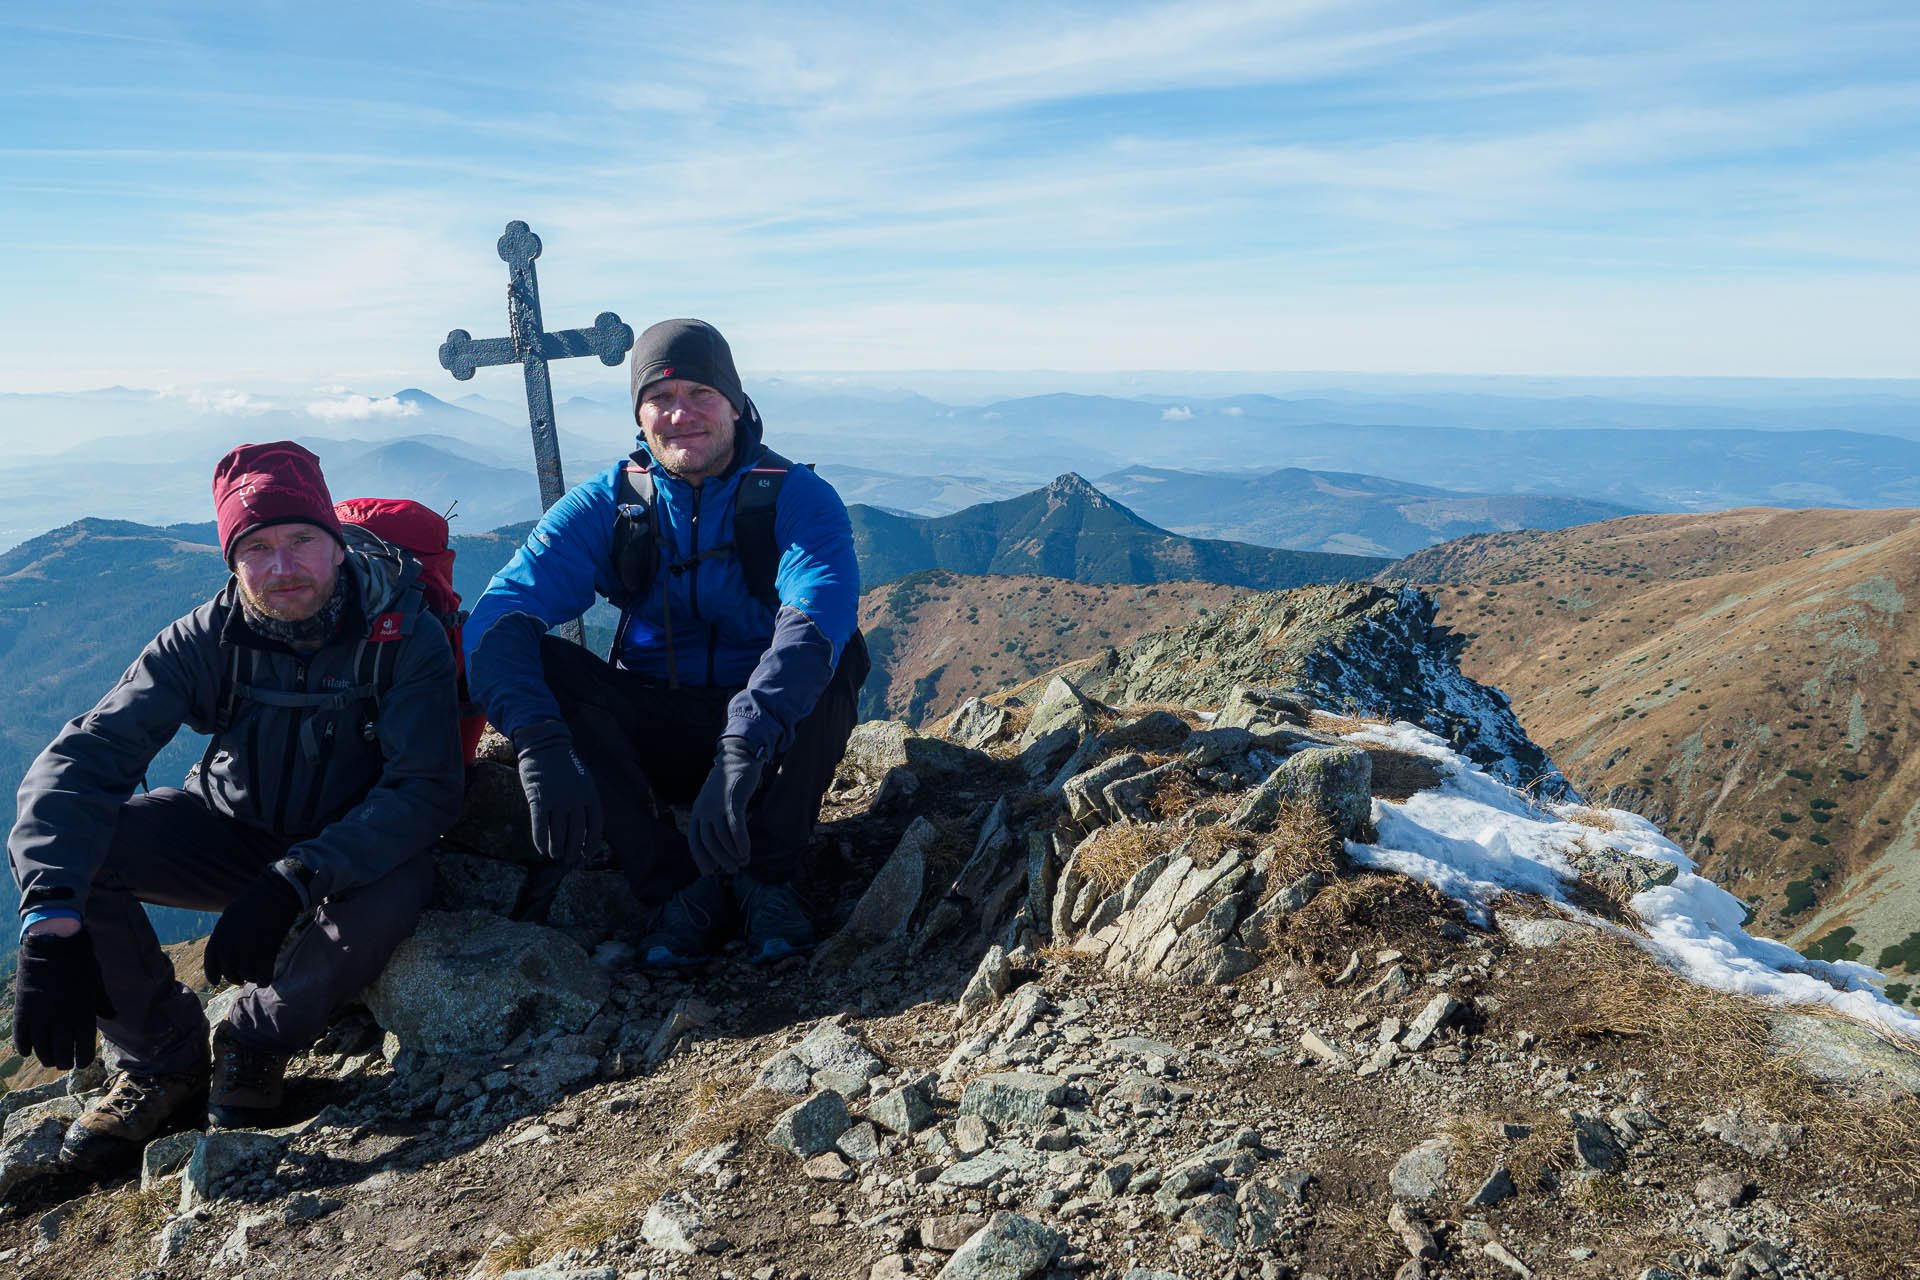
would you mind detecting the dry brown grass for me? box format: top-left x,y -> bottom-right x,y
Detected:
1802,1201 -> 1920,1280
1145,766 -> 1212,820
481,1165 -> 672,1276
674,1078 -> 791,1156
1034,942 -> 1103,975
1440,1109 -> 1569,1192
1363,746 -> 1448,801
483,1079 -> 790,1276
1259,800 -> 1343,885
1076,822 -> 1173,896
1532,933 -> 1920,1190
1256,870 -> 1462,974
920,817 -> 984,885
1178,823 -> 1258,869
104,1186 -> 175,1239
1557,804 -> 1622,832
1313,710 -> 1395,737
1312,1206 -> 1403,1270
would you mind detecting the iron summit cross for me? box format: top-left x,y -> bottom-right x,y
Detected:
439,221 -> 632,644
438,220 -> 634,513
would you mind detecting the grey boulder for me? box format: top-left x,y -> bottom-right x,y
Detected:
364,910 -> 610,1055
937,1210 -> 1067,1280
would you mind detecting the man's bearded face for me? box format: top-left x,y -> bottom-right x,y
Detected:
232,522 -> 344,621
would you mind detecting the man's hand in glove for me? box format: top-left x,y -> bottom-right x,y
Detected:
11,924 -> 115,1070
514,720 -> 604,862
204,870 -> 305,987
687,736 -> 765,875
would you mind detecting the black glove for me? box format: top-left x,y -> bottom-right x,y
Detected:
204,870 -> 304,987
687,736 -> 766,876
11,927 -> 115,1070
514,720 -> 603,862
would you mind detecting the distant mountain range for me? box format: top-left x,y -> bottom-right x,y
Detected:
1095,466 -> 1637,557
1390,507 -> 1920,1001
7,382 -> 1920,548
850,473 -> 1389,590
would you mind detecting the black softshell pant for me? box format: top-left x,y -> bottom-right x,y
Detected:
84,787 -> 432,1075
538,635 -> 859,905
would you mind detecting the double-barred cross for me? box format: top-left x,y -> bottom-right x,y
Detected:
438,220 -> 634,513
439,220 -> 632,644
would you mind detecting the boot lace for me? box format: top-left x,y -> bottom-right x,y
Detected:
218,1038 -> 281,1093
99,1072 -> 179,1123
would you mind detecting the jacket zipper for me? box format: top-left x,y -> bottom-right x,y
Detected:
271,659 -> 307,833
688,484 -> 722,683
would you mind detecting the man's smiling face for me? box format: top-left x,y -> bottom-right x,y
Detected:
636,377 -> 738,483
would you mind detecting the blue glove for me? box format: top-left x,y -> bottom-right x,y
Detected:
687,736 -> 765,875
514,721 -> 604,862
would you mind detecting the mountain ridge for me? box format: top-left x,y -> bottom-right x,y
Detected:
1391,505 -> 1920,1000
850,473 -> 1389,590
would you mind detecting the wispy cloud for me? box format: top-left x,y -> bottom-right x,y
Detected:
306,394 -> 421,423
3,1 -> 1917,390
152,387 -> 276,414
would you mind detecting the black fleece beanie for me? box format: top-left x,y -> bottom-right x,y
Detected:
628,319 -> 746,420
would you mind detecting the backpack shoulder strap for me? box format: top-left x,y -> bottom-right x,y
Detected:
609,458 -> 659,612
734,447 -> 794,613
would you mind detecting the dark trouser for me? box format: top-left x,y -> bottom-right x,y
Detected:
85,787 -> 433,1075
539,635 -> 860,905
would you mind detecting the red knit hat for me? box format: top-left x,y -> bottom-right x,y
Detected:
212,441 -> 345,564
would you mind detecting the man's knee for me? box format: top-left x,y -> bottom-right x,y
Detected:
538,632 -> 620,714
320,849 -> 434,943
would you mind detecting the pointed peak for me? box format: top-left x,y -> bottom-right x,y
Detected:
1045,472 -> 1106,501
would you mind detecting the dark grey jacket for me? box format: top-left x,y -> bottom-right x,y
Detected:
8,542 -> 465,919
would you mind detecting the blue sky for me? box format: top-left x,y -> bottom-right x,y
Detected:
3,0 -> 1917,393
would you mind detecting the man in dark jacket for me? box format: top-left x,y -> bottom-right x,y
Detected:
8,441 -> 464,1169
465,319 -> 864,969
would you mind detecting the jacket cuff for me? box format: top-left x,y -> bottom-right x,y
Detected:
511,719 -> 574,756
19,907 -> 81,941
722,712 -> 780,757
269,856 -> 318,912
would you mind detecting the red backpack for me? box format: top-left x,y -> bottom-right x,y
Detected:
333,498 -> 485,764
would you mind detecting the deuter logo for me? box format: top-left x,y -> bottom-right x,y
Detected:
371,612 -> 404,641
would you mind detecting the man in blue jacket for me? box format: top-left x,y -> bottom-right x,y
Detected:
465,319 -> 865,968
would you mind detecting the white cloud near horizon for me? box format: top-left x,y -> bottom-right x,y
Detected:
151,387 -> 276,414
305,394 -> 421,423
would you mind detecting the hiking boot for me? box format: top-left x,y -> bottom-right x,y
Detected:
208,1021 -> 290,1129
638,875 -> 729,968
732,872 -> 815,964
61,1063 -> 208,1171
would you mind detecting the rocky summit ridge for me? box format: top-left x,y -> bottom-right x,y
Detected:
2,582 -> 1916,1280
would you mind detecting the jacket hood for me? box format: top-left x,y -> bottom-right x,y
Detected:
345,540 -> 420,623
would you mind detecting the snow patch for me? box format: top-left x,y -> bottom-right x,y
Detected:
1339,720 -> 1920,1041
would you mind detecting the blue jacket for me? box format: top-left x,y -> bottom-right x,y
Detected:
464,409 -> 859,758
